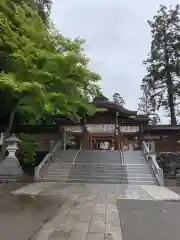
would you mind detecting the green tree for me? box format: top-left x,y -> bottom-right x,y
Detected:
142,4 -> 180,125
113,93 -> 125,106
0,1 -> 101,159
10,0 -> 52,22
138,89 -> 160,125
18,134 -> 38,174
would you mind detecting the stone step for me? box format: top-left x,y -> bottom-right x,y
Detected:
40,150 -> 157,186
42,175 -> 156,181
125,164 -> 150,167
58,160 -> 122,163
46,169 -> 152,175
39,177 -> 156,185
73,160 -> 123,162
45,174 -> 155,181
52,162 -> 122,167
49,163 -> 150,168
47,171 -> 152,176
47,169 -> 153,174
47,167 -> 152,173
47,171 -> 152,177
46,173 -> 154,178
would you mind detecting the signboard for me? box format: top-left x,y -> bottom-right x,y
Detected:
120,126 -> 139,133
87,124 -> 139,133
144,135 -> 160,140
63,125 -> 140,133
87,124 -> 114,133
64,126 -> 82,132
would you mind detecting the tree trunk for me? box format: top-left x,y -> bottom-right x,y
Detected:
167,76 -> 176,125
0,110 -> 15,161
82,113 -> 89,150
164,30 -> 177,125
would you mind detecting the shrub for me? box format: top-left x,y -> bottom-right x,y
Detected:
18,134 -> 38,174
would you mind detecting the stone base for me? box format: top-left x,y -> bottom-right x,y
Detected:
0,157 -> 23,181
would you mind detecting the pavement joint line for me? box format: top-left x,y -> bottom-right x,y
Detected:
35,194 -> 81,240
85,191 -> 100,240
127,185 -> 136,199
116,193 -> 124,240
105,186 -> 107,234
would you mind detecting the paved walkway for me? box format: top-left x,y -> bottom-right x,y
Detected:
0,183 -> 64,240
11,182 -> 180,240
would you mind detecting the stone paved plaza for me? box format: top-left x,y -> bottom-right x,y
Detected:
10,182 -> 180,240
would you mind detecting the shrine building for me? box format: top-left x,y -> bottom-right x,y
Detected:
1,95 -> 180,154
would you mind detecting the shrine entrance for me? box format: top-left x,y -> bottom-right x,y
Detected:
86,125 -> 140,151
90,137 -> 113,150
89,134 -> 114,150
61,95 -> 149,151
63,124 -> 141,151
87,125 -> 118,150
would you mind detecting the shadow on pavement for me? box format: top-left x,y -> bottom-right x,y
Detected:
117,199 -> 180,240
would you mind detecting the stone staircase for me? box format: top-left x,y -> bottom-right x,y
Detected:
41,150 -> 124,183
67,150 -> 124,184
123,151 -> 157,185
41,150 -> 77,181
40,150 -> 157,185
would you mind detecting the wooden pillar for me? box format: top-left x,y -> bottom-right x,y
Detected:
115,112 -> 120,150
81,115 -> 89,149
138,124 -> 143,149
81,126 -> 88,149
89,134 -> 92,149
76,136 -> 80,149
61,127 -> 67,150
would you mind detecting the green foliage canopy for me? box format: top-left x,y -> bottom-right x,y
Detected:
0,1 -> 101,130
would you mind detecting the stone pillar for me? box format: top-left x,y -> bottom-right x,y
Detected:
0,134 -> 23,180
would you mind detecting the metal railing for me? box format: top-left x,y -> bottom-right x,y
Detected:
72,144 -> 82,167
34,140 -> 62,180
142,141 -> 164,186
120,150 -> 124,165
119,143 -> 124,165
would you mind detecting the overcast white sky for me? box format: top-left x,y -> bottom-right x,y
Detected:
51,0 -> 178,122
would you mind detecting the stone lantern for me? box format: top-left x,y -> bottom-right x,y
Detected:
4,134 -> 21,158
0,134 -> 23,180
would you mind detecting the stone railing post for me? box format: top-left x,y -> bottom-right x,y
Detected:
0,132 -> 4,146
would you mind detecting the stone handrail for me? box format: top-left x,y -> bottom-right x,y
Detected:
34,140 -> 62,180
142,141 -> 164,186
72,144 -> 82,167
